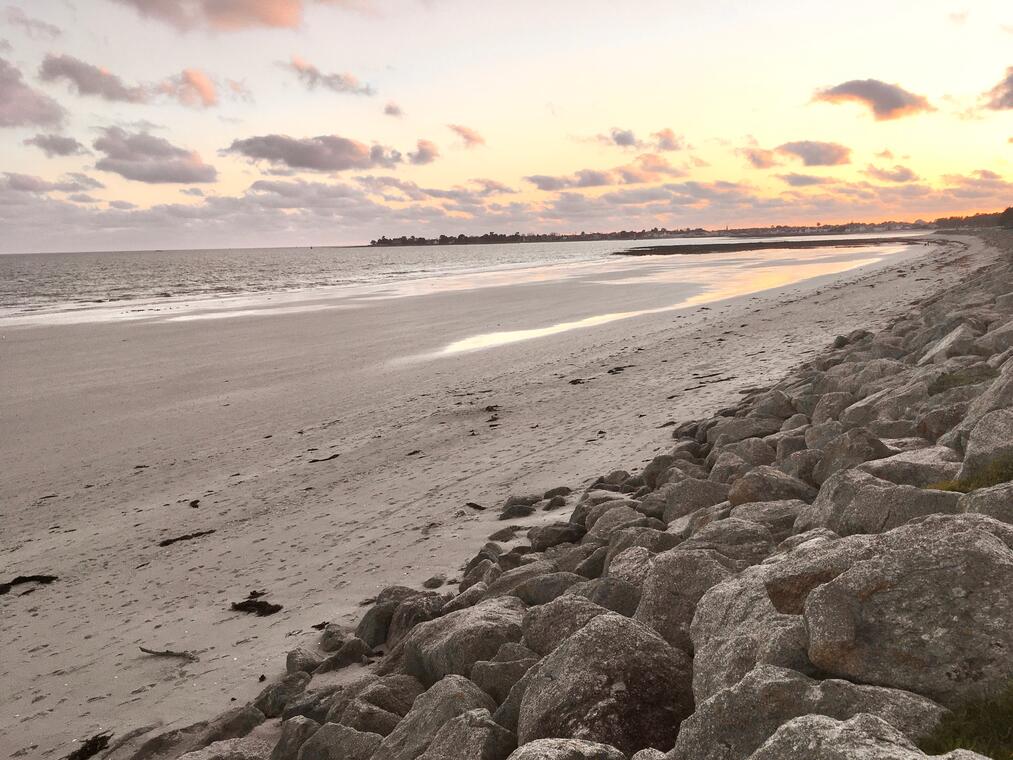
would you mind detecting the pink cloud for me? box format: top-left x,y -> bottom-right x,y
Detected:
113,0 -> 372,31
160,68 -> 218,107
447,124 -> 485,148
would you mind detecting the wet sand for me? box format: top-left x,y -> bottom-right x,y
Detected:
0,235 -> 988,757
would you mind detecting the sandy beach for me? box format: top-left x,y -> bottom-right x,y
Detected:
0,234 -> 993,758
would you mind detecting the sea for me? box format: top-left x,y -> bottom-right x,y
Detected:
0,232 -> 925,324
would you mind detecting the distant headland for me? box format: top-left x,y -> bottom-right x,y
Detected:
368,208 -> 1012,247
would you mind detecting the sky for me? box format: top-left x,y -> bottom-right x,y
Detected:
0,0 -> 1011,253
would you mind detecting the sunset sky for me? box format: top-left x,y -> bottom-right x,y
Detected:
1,0 -> 1011,252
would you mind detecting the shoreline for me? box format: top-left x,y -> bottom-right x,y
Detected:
0,234 -> 999,758
615,236 -> 933,256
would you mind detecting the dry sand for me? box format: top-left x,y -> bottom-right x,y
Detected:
0,234 -> 992,757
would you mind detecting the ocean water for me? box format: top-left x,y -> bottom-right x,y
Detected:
0,232 -> 922,323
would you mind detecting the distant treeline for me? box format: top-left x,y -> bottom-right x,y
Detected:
369,207 -> 1013,247
935,207 -> 1013,229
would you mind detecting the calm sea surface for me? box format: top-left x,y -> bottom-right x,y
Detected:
0,233 -> 921,319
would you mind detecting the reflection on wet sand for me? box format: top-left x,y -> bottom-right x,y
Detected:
438,252 -> 885,355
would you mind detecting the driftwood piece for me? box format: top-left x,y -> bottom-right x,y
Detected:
139,646 -> 200,662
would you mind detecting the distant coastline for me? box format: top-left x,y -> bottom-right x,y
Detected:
368,208 -> 1010,247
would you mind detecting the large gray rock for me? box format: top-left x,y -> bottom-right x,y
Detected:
690,564 -> 816,702
372,675 -> 496,760
513,572 -> 584,606
728,500 -> 805,543
811,392 -> 855,424
506,739 -> 626,760
272,716 -> 320,760
840,382 -> 928,427
418,708 -> 516,760
564,577 -> 641,616
634,548 -> 736,651
917,323 -> 979,366
805,421 -> 846,451
522,596 -> 611,656
338,698 -> 401,736
812,428 -> 893,485
254,672 -> 311,718
750,389 -> 796,419
484,561 -> 559,599
677,518 -> 775,570
529,523 -> 587,552
804,514 -> 1013,707
472,645 -> 539,704
585,506 -> 645,542
668,665 -> 947,760
517,615 -> 693,755
728,466 -> 816,506
957,408 -> 1013,481
795,469 -> 960,537
958,481 -> 1013,524
707,417 -> 783,445
663,479 -> 731,522
297,723 -> 382,760
386,594 -> 445,647
286,647 -> 324,676
975,316 -> 1013,354
745,713 -> 990,760
856,446 -> 961,487
395,597 -> 525,685
778,449 -> 823,486
708,452 -> 751,484
721,437 -> 776,466
605,547 -> 655,586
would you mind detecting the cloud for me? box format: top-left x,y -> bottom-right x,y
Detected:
984,66 -> 1013,110
653,128 -> 683,151
4,6 -> 61,38
939,168 -> 1012,198
68,193 -> 99,203
355,175 -> 515,205
24,133 -> 88,157
865,164 -> 918,182
948,10 -> 969,24
594,127 -> 683,151
112,0 -> 303,30
407,139 -> 439,165
112,0 -> 374,31
524,153 -> 683,191
607,127 -> 638,147
778,173 -> 834,187
181,187 -> 205,196
40,54 -> 228,109
94,127 -> 218,183
40,53 -> 148,102
814,79 -> 933,120
285,56 -> 373,95
0,57 -> 65,127
740,147 -> 780,169
159,68 -> 218,107
225,133 -> 403,171
2,171 -> 101,193
776,141 -> 851,166
226,78 -> 253,102
447,124 -> 484,147
384,101 -> 402,117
